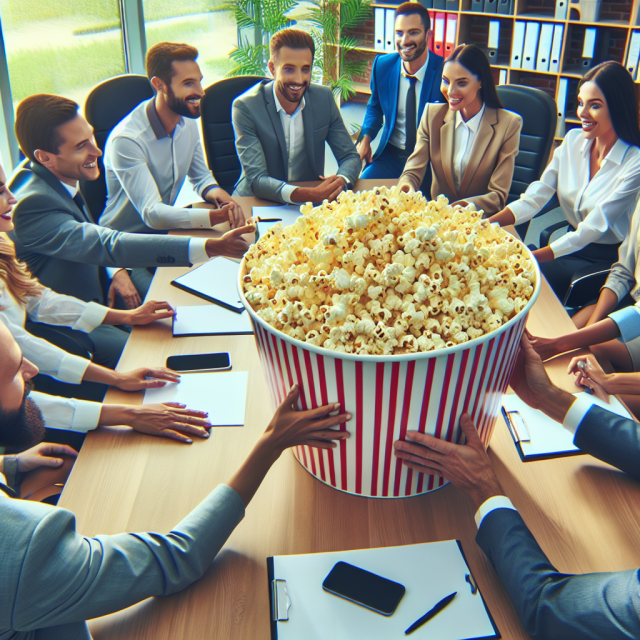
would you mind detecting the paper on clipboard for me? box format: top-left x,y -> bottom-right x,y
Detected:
172,304 -> 253,337
253,205 -> 302,239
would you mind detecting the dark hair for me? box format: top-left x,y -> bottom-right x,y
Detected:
15,94 -> 79,163
444,44 -> 502,109
579,61 -> 640,148
270,28 -> 315,61
0,381 -> 45,450
394,2 -> 431,31
146,42 -> 199,86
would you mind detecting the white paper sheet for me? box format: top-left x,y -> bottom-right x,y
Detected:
252,204 -> 301,228
502,392 -> 632,459
143,371 -> 249,426
271,541 -> 497,640
172,305 -> 253,337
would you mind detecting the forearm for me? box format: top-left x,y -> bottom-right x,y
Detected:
102,308 -> 134,325
552,319 -> 621,355
540,386 -> 576,423
599,372 -> 640,395
83,363 -> 123,387
488,207 -> 516,226
586,288 -> 619,326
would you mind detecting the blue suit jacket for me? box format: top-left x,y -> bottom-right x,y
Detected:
361,52 -> 445,159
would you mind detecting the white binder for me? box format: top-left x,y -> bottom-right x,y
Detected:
554,0 -> 568,19
522,21 -> 540,70
536,23 -> 554,72
374,8 -> 385,52
488,19 -> 500,49
550,24 -> 564,73
626,30 -> 640,79
434,12 -> 446,57
510,21 -> 526,69
384,9 -> 395,53
582,26 -> 597,64
498,69 -> 507,84
556,77 -> 568,138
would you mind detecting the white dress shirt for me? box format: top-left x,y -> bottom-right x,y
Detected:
389,55 -> 429,150
509,128 -> 640,258
30,391 -> 102,433
453,104 -> 486,190
103,99 -> 218,232
0,281 -> 107,384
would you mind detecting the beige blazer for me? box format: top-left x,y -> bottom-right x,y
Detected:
398,103 -> 522,215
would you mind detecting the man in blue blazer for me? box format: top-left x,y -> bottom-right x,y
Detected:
358,2 -> 445,189
394,335 -> 640,640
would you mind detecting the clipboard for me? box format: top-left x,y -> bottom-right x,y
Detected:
253,205 -> 303,241
267,540 -> 500,639
502,392 -> 633,462
172,304 -> 253,337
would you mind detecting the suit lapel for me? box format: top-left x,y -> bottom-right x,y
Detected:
440,110 -> 456,196
302,90 -> 317,176
388,56 -> 402,132
31,162 -> 91,222
459,107 -> 497,195
262,81 -> 289,175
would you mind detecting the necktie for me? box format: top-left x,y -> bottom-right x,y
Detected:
73,191 -> 86,215
405,75 -> 418,153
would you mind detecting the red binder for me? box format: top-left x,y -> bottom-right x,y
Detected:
444,13 -> 458,57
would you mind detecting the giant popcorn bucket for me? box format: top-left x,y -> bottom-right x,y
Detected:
239,247 -> 541,498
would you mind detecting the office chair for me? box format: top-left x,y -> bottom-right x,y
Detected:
200,75 -> 265,193
82,74 -> 154,221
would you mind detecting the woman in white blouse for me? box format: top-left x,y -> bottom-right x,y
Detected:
489,61 -> 640,299
399,44 -> 522,215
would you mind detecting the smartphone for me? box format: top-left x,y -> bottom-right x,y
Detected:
166,352 -> 231,373
322,561 -> 405,616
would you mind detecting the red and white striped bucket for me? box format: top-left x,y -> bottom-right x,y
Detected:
239,253 -> 540,498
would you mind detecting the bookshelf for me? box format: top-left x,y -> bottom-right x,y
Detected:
349,0 -> 640,140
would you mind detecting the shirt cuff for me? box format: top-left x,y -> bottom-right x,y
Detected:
59,353 -> 91,384
105,267 -> 126,279
281,184 -> 297,204
562,393 -> 593,434
474,495 -> 517,529
609,304 -> 640,343
73,301 -> 108,333
188,207 -> 214,229
337,175 -> 351,191
188,238 -> 210,265
549,235 -> 574,259
508,198 -> 539,223
201,184 -> 218,201
69,400 -> 102,432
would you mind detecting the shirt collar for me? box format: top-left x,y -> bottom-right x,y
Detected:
580,136 -> 630,166
146,98 -> 176,140
61,181 -> 78,198
455,103 -> 486,131
272,82 -> 305,117
401,53 -> 429,83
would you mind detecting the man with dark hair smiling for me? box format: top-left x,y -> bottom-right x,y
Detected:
102,42 -> 244,236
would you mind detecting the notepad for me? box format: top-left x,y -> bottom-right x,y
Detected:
502,392 -> 633,461
253,204 -> 302,238
267,540 -> 498,640
172,305 -> 253,337
143,371 -> 249,426
171,257 -> 244,312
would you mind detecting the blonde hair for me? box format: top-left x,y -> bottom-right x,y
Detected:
0,234 -> 41,306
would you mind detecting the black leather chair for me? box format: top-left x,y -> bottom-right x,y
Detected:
200,75 -> 265,193
81,74 -> 154,221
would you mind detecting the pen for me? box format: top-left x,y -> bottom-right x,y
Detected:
405,591 -> 457,635
576,360 -> 594,395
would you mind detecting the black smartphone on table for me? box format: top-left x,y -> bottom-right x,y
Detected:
322,561 -> 406,616
166,352 -> 231,373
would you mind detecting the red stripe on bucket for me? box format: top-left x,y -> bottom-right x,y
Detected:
371,362 -> 385,496
355,361 -> 364,494
394,360 -> 416,496
416,358 -> 437,494
382,362 -> 400,496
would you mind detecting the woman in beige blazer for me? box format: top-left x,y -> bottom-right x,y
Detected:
399,44 -> 522,216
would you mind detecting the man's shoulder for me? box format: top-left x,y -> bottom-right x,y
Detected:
108,98 -> 153,144
374,52 -> 401,72
11,168 -> 67,212
234,80 -> 270,109
305,82 -> 336,107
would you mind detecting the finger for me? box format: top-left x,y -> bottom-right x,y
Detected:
328,185 -> 343,201
234,205 -> 246,227
307,414 -> 352,430
403,430 -> 450,455
42,444 -> 78,458
38,457 -> 65,467
108,286 -> 116,308
149,301 -> 175,312
394,447 -> 443,473
307,428 -> 350,441
159,429 -> 194,444
161,403 -> 207,417
145,368 -> 182,382
399,459 -> 442,476
171,422 -> 211,438
226,223 -> 256,238
283,384 -> 300,408
567,355 -> 582,375
150,309 -> 175,320
459,413 -> 483,447
303,401 -> 342,419
168,412 -> 213,428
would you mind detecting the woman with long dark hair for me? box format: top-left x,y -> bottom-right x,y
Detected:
399,43 -> 522,215
490,60 -> 640,300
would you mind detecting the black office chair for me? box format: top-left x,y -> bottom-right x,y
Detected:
82,74 -> 154,221
200,75 -> 265,193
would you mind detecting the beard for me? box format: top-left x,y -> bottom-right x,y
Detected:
275,78 -> 309,105
398,37 -> 427,62
0,381 -> 46,450
167,85 -> 200,119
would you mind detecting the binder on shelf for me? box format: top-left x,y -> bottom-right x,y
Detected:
384,9 -> 395,53
536,23 -> 554,72
374,8 -> 385,52
554,0 -> 568,20
446,0 -> 460,10
522,21 -> 540,71
581,26 -> 610,69
487,19 -> 500,61
550,23 -> 564,73
499,69 -> 508,84
497,0 -> 513,14
427,10 -> 436,52
484,0 -> 498,12
556,76 -> 568,138
445,13 -> 458,56
434,12 -> 446,58
433,0 -> 446,9
627,30 -> 640,79
510,21 -> 526,69
470,0 -> 483,11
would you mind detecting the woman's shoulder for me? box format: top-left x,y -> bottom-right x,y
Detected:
494,107 -> 522,126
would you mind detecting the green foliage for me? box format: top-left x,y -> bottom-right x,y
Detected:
228,42 -> 270,76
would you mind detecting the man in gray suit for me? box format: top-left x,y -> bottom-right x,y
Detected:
394,335 -> 640,640
232,28 -> 361,204
0,322 -> 350,640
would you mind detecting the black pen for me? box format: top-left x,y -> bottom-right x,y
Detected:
404,591 -> 457,635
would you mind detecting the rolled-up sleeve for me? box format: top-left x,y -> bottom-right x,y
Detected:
609,304 -> 640,343
30,391 -> 101,432
25,289 -> 107,334
603,204 -> 640,302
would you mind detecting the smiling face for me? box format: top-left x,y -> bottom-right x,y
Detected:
577,80 -> 614,141
162,59 -> 204,119
395,13 -> 428,63
268,46 -> 313,110
441,60 -> 483,115
34,114 -> 102,185
0,165 -> 17,233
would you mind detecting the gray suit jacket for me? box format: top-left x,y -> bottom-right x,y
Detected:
9,163 -> 193,305
0,484 -> 244,640
477,405 -> 640,639
232,80 -> 361,203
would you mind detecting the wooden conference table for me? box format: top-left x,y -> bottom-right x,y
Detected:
59,180 -> 640,640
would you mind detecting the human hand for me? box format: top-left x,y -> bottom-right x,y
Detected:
394,414 -> 503,509
107,269 -> 142,309
568,355 -> 612,396
15,443 -> 78,473
357,136 -> 372,165
293,176 -> 345,203
127,300 -> 175,325
207,189 -> 246,229
526,328 -> 563,361
205,223 -> 255,260
114,367 -> 181,391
